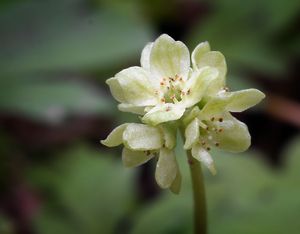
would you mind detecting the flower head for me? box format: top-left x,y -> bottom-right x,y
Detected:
106,34 -> 219,126
101,34 -> 265,192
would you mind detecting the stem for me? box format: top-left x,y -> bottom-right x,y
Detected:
186,150 -> 207,234
180,128 -> 207,234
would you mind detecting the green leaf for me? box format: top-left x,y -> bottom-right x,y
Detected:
0,0 -> 152,75
0,80 -> 113,122
30,145 -> 135,234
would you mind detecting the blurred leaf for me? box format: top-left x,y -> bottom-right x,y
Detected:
0,0 -> 152,76
0,80 -> 113,122
187,0 -> 300,76
30,145 -> 134,234
131,142 -> 300,234
0,214 -> 14,234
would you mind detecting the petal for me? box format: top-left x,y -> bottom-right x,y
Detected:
170,169 -> 182,194
122,147 -> 155,168
181,67 -> 218,108
212,113 -> 251,153
113,66 -> 159,106
191,144 -> 216,175
106,77 -> 126,103
140,42 -> 153,70
200,88 -> 265,119
100,123 -> 128,147
191,41 -> 211,70
142,103 -> 185,126
122,123 -> 163,150
184,118 -> 200,150
155,148 -> 178,189
118,103 -> 145,115
150,34 -> 190,80
160,123 -> 177,149
223,89 -> 265,112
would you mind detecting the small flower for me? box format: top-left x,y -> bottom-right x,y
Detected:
101,123 -> 182,193
183,89 -> 265,174
106,34 -> 219,126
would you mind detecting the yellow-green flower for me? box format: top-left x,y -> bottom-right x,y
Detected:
101,123 -> 181,193
106,34 -> 219,126
101,33 -> 265,189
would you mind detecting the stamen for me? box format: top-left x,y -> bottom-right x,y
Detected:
218,118 -> 223,122
161,98 -> 165,103
215,142 -> 220,147
218,128 -> 223,133
210,117 -> 215,121
160,82 -> 164,86
166,106 -> 171,112
206,147 -> 211,151
187,89 -> 191,95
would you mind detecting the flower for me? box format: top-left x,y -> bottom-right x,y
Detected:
101,123 -> 182,193
183,88 -> 265,174
102,33 -> 265,188
106,34 -> 219,126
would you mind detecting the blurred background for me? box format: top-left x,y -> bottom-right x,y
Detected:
0,0 -> 299,233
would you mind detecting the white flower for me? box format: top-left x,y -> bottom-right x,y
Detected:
106,34 -> 219,126
101,123 -> 182,193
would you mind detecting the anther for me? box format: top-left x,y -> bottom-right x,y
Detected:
201,140 -> 206,146
218,118 -> 223,122
210,117 -> 215,121
166,106 -> 171,112
161,98 -> 165,103
218,128 -> 223,133
215,142 -> 220,147
160,82 -> 164,86
206,147 -> 211,151
187,89 -> 191,95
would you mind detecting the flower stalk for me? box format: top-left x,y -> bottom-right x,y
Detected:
187,150 -> 207,234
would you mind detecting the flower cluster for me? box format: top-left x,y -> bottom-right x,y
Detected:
101,34 -> 265,193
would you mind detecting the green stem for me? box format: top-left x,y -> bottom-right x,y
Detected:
180,128 -> 207,234
186,149 -> 207,234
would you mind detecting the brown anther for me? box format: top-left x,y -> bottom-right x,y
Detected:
201,141 -> 206,146
160,82 -> 164,86
181,91 -> 185,96
206,126 -> 209,131
169,77 -> 175,82
179,77 -> 183,81
218,118 -> 223,122
224,87 -> 230,92
166,106 -> 171,112
218,128 -> 223,133
162,143 -> 166,148
167,86 -> 170,89
170,95 -> 175,100
215,142 -> 220,147
154,90 -> 159,95
211,117 -> 215,121
146,151 -> 151,156
206,147 -> 211,151
187,89 -> 191,95
161,98 -> 165,103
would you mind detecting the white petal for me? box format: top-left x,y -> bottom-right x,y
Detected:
150,34 -> 190,80
114,66 -> 159,106
122,147 -> 155,168
191,144 -> 216,175
211,113 -> 251,153
191,41 -> 211,69
181,67 -> 218,108
140,42 -> 153,70
142,103 -> 185,126
184,118 -> 200,150
155,148 -> 178,189
160,123 -> 177,149
100,123 -> 128,147
106,77 -> 126,103
170,169 -> 182,194
200,88 -> 265,119
122,123 -> 163,150
118,103 -> 145,115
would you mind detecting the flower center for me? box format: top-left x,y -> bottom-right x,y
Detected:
157,75 -> 188,104
198,117 -> 224,150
